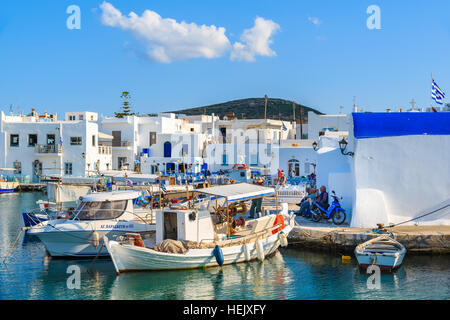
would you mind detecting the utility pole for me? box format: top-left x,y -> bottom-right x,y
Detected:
264,95 -> 268,120
299,105 -> 303,139
292,101 -> 295,122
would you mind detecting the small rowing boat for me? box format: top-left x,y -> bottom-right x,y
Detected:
354,234 -> 406,272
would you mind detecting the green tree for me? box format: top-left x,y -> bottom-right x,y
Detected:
114,91 -> 135,118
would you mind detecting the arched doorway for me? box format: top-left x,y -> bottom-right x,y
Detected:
164,142 -> 172,158
288,159 -> 300,177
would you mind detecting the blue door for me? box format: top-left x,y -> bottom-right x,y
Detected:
164,142 -> 172,158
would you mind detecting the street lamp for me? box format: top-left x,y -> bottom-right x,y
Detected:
312,141 -> 318,151
339,138 -> 354,157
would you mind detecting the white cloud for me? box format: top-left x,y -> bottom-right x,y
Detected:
99,1 -> 231,63
99,2 -> 280,63
308,17 -> 322,26
230,17 -> 280,62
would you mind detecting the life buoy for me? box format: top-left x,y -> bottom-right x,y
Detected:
272,214 -> 285,234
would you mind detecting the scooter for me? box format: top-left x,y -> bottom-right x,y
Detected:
311,191 -> 347,225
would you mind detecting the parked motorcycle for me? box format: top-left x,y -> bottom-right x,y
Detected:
311,191 -> 347,225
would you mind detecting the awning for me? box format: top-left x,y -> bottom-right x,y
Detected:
98,132 -> 114,140
196,183 -> 275,202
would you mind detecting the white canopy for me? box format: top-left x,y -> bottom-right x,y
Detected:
196,183 -> 275,202
81,190 -> 141,202
98,132 -> 114,140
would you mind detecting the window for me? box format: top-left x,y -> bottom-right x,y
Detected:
28,134 -> 38,147
69,115 -> 76,121
149,132 -> 156,146
79,115 -> 84,120
65,162 -> 73,175
10,134 -> 19,147
73,200 -> 128,220
47,134 -> 55,146
13,161 -> 22,174
304,162 -> 310,175
70,137 -> 82,145
92,135 -> 96,147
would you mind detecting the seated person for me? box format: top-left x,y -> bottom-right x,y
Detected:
297,188 -> 316,218
316,186 -> 329,210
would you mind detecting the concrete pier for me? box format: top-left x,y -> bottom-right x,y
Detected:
288,223 -> 450,254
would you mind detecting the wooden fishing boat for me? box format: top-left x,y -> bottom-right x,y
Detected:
354,234 -> 406,272
105,183 -> 295,274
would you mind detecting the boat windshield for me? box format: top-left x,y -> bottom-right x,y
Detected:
73,200 -> 128,220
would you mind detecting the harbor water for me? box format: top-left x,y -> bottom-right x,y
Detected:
1,192 -> 449,300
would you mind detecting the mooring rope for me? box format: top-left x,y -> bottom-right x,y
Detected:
3,228 -> 24,264
388,204 -> 450,228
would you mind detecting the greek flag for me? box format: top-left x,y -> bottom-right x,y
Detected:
431,79 -> 445,105
282,122 -> 287,131
160,183 -> 167,194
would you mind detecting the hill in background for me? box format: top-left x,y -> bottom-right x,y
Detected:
167,98 -> 323,122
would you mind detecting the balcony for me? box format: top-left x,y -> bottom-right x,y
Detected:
35,144 -> 62,155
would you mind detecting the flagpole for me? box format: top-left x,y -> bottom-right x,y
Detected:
431,72 -> 433,110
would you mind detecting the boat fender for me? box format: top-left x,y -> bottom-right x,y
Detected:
213,245 -> 224,266
279,232 -> 288,248
90,230 -> 100,248
256,240 -> 265,261
243,243 -> 251,261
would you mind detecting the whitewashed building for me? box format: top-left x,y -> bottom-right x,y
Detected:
0,110 -> 112,181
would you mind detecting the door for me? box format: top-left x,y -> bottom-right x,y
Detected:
163,212 -> 178,240
118,157 -> 127,170
32,161 -> 42,182
164,142 -> 172,158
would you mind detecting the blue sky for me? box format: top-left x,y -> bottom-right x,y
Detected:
1,0 -> 450,116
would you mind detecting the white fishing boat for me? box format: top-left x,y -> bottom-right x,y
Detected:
28,190 -> 156,257
354,234 -> 406,272
104,183 -> 295,274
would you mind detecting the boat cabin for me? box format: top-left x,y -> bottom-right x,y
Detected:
155,183 -> 278,245
70,190 -> 141,221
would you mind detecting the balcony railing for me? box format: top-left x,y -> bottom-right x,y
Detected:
112,141 -> 131,147
35,144 -> 62,154
98,146 -> 112,155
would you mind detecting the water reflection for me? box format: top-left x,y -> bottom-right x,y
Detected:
108,251 -> 293,300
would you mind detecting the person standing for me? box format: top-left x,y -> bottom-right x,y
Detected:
249,177 -> 264,218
